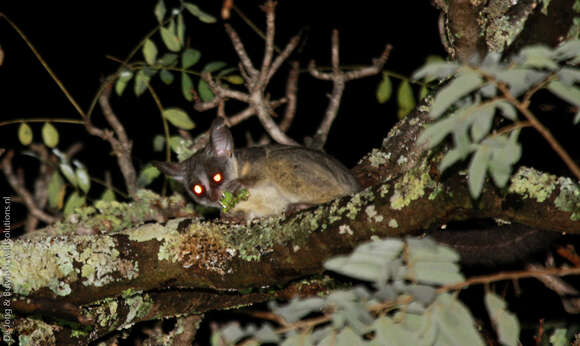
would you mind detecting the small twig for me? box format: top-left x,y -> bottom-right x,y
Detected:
1,151 -> 58,224
491,121 -> 532,138
438,265 -> 580,293
309,30 -> 392,149
146,85 -> 171,163
265,35 -> 300,85
257,1 -> 277,89
85,80 -> 137,197
527,263 -> 580,314
0,13 -> 86,119
225,24 -> 258,79
280,61 -> 299,132
490,75 -> 580,180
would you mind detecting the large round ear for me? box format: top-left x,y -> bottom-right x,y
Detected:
209,117 -> 234,158
152,161 -> 186,182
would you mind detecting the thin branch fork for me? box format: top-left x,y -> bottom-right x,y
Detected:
309,30 -> 393,149
85,79 -> 138,197
477,68 -> 580,181
1,150 -> 58,224
193,1 -> 300,146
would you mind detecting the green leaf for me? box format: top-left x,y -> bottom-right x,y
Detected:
412,62 -> 459,81
134,69 -> 155,96
430,70 -> 483,119
203,61 -> 227,73
143,39 -> 158,65
224,75 -> 244,85
335,327 -> 364,346
397,80 -> 416,119
181,73 -> 194,101
271,297 -> 325,323
182,48 -> 201,69
549,328 -> 569,346
160,69 -> 174,85
376,73 -> 392,104
470,102 -> 495,142
439,148 -> 464,173
433,293 -> 485,346
520,45 -> 558,70
547,80 -> 580,107
137,165 -> 161,187
154,0 -> 166,23
18,123 -> 33,146
47,172 -> 65,209
63,191 -> 86,217
404,261 -> 464,285
484,292 -> 520,346
100,189 -> 116,202
324,239 -> 404,282
75,165 -> 91,194
418,116 -> 456,148
42,122 -> 59,148
495,100 -> 517,121
160,24 -> 181,52
158,53 -> 179,66
163,108 -> 195,130
468,146 -> 490,198
177,13 -> 185,44
183,3 -> 217,23
575,110 -> 580,124
59,162 -> 77,187
153,135 -> 165,152
115,70 -> 133,96
198,79 -> 214,102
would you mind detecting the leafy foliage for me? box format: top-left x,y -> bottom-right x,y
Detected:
211,237 -> 513,345
414,41 -> 580,197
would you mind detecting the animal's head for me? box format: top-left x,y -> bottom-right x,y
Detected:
154,118 -> 237,208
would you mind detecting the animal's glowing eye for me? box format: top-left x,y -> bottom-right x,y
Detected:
192,184 -> 204,196
212,173 -> 223,184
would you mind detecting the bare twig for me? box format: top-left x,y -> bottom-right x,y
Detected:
527,264 -> 580,314
194,4 -> 300,146
280,61 -> 299,132
481,70 -> 580,181
309,30 -> 392,149
257,1 -> 277,88
1,151 -> 58,224
438,265 -> 580,293
85,79 -> 138,197
225,24 -> 258,79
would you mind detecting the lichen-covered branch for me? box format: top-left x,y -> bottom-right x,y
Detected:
434,0 -> 575,61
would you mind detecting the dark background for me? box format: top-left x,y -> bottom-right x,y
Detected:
1,1 -> 576,211
0,1 -> 443,168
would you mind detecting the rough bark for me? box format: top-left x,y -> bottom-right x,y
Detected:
5,104 -> 579,343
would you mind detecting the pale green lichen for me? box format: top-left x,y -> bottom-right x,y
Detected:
96,300 -> 119,329
554,177 -> 580,221
397,155 -> 408,166
390,170 -> 433,210
508,167 -> 557,203
2,232 -> 139,297
428,183 -> 443,200
344,188 -> 375,220
379,184 -> 390,198
338,224 -> 354,235
365,205 -> 384,223
2,236 -> 77,296
124,294 -> 153,327
367,148 -> 392,168
388,219 -> 399,228
78,236 -> 138,287
17,318 -> 56,346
